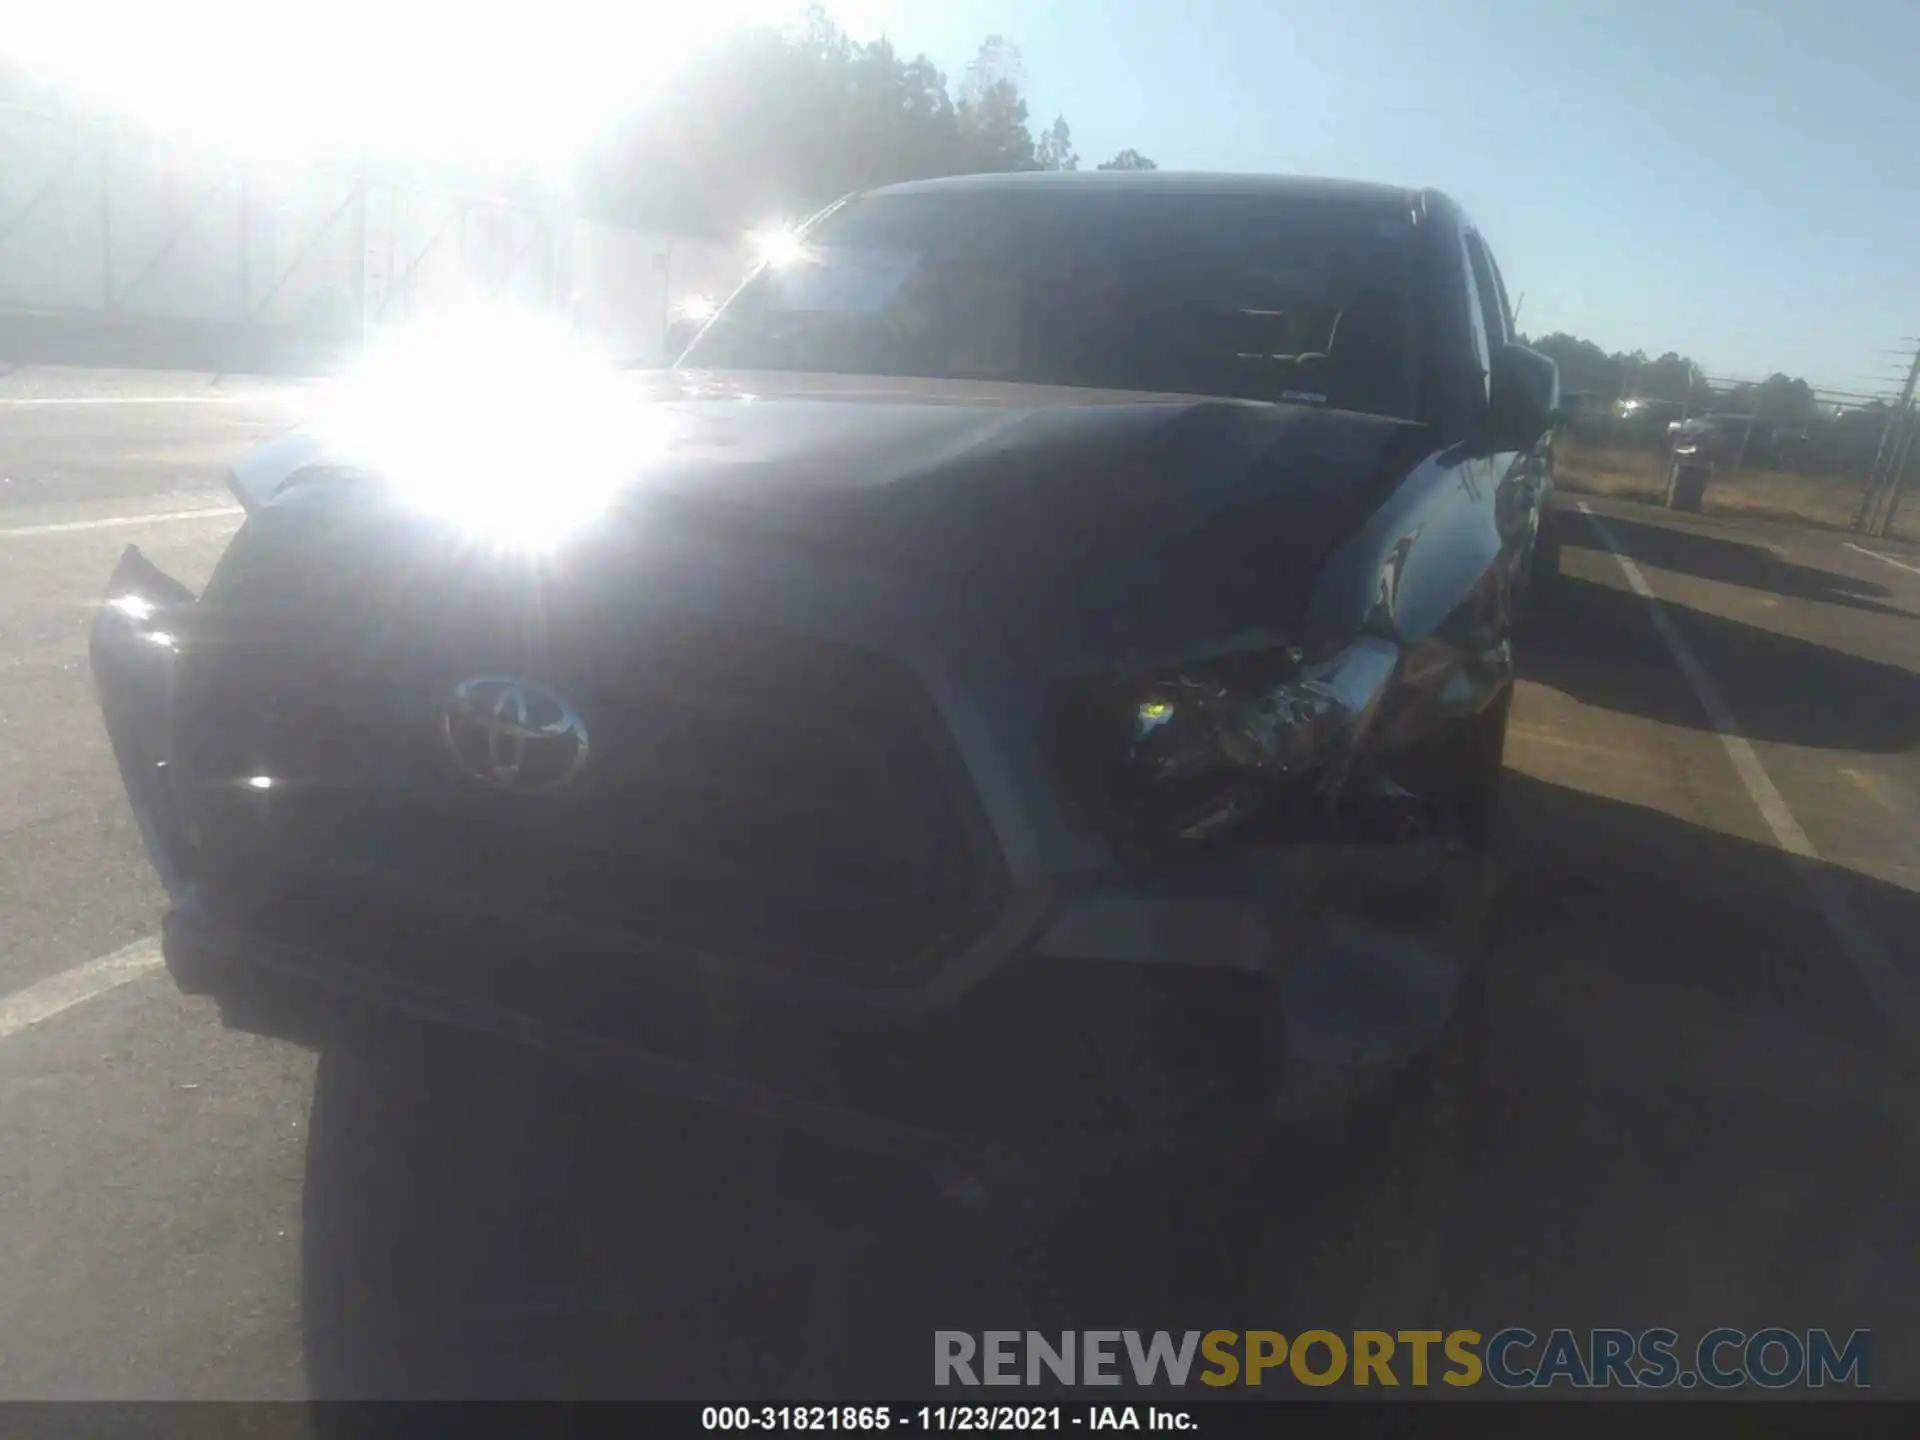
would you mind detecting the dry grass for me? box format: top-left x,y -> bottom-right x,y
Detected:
1555,439 -> 1916,538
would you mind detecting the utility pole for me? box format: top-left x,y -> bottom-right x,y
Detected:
1726,374 -> 1761,475
1853,338 -> 1920,534
1876,406 -> 1920,537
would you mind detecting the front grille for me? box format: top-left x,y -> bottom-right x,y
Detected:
179,615 -> 1009,987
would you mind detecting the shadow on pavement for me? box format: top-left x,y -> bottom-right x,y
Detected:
1585,511 -> 1916,621
1361,771 -> 1918,1386
1528,569 -> 1920,755
295,777 -> 1918,1402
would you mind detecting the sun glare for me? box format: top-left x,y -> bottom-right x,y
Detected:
5,2 -> 807,170
308,304 -> 674,549
751,223 -> 812,270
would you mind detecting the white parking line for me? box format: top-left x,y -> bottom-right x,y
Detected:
0,506 -> 242,538
1579,503 -> 1913,1031
1841,766 -> 1915,820
1845,541 -> 1920,578
0,938 -> 164,1042
0,395 -> 283,406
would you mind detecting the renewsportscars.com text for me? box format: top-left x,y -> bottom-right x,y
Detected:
934,1328 -> 1871,1390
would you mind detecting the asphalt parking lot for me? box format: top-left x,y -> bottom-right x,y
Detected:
1,367 -> 1916,1398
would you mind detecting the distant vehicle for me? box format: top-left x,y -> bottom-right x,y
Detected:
91,174 -> 1558,1370
1617,397 -> 1688,450
1617,396 -> 1685,425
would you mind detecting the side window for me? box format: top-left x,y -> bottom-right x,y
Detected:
1464,230 -> 1507,349
1458,233 -> 1491,395
1484,244 -> 1517,338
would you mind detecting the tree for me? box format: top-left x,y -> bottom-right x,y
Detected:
956,76 -> 1036,172
1750,372 -> 1819,427
1035,116 -> 1078,172
960,35 -> 1025,105
1635,351 -> 1699,405
1527,328 -> 1828,430
578,12 -> 1153,234
956,37 -> 1037,173
1096,149 -> 1158,171
1529,332 -> 1623,397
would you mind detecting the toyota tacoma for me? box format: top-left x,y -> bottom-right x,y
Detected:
91,172 -> 1558,1226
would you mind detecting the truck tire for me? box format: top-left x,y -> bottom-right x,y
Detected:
301,1033 -> 562,1398
1376,691 -> 1507,1184
1533,523 -> 1562,593
1440,679 -> 1512,856
1523,512 -> 1563,619
1666,463 -> 1709,513
301,1026 -> 877,1399
1395,926 -> 1493,1176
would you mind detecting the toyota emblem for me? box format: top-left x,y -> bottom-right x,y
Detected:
441,676 -> 590,793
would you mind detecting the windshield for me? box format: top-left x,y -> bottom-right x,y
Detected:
680,189 -> 1420,420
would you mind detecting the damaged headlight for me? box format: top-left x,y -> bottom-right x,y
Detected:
1053,636 -> 1401,846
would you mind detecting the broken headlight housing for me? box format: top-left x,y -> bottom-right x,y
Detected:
1051,636 -> 1401,848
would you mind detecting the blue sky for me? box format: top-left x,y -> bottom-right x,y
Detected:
836,0 -> 1920,393
14,1 -> 1913,391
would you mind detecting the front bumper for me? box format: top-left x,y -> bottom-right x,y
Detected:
94,545 -> 1491,1220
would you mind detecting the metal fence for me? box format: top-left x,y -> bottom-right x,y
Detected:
1555,374 -> 1917,540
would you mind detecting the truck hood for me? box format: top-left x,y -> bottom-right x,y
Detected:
233,370 -> 1429,664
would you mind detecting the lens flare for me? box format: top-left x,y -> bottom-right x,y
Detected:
308,304 -> 673,549
751,223 -> 811,271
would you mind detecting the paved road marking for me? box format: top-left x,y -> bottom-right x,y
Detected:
1509,723 -> 1651,760
0,938 -> 164,1042
0,395 -> 286,407
1580,502 -> 1912,1032
1845,541 -> 1920,578
1841,766 -> 1907,817
0,506 -> 242,539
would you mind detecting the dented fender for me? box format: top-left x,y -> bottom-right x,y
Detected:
90,546 -> 197,896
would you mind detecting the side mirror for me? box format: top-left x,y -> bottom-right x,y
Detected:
1486,343 -> 1559,452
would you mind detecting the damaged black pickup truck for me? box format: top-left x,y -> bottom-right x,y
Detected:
92,172 -> 1557,1224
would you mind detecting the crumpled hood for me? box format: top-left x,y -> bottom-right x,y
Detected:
622,373 -> 1425,660
239,371 -> 1426,665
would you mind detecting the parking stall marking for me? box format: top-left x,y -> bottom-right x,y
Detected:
0,395 -> 278,407
0,506 -> 243,539
0,938 -> 164,1042
1844,541 -> 1920,579
1578,503 -> 1913,1033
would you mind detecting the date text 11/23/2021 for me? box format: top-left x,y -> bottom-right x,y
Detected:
701,1407 -> 1190,1432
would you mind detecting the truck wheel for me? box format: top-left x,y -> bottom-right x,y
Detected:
1393,680 -> 1503,1161
1439,679 -> 1512,855
302,1028 -> 877,1399
1325,829 -> 1498,1323
1532,525 -> 1562,594
1521,516 -> 1563,626
300,1044 -> 452,1398
301,1036 -> 541,1398
301,1030 -> 617,1398
1397,936 -> 1493,1177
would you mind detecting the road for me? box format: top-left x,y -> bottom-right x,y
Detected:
1,368 -> 1916,1398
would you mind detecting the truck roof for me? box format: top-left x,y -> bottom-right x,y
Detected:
865,170 -> 1435,216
